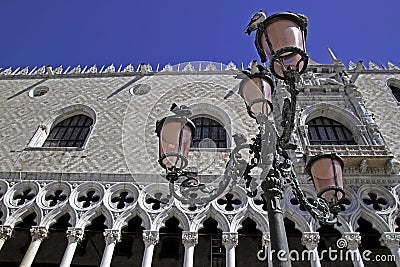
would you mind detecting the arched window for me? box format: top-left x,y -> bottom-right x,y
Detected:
307,117 -> 356,145
191,117 -> 227,148
43,114 -> 93,148
389,84 -> 400,102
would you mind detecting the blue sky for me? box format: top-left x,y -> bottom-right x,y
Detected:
1,1 -> 398,70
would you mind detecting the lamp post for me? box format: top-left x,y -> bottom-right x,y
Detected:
155,11 -> 345,266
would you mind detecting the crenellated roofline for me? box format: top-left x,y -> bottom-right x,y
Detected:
1,59 -> 400,79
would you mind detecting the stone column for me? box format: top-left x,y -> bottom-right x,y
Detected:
182,231 -> 198,267
60,227 -> 84,267
301,232 -> 321,267
99,229 -> 121,267
20,226 -> 48,267
222,232 -> 238,267
0,225 -> 13,251
342,232 -> 364,267
141,230 -> 159,267
380,232 -> 400,266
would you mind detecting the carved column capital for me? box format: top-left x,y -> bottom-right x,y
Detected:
380,232 -> 400,249
261,176 -> 283,200
182,231 -> 198,247
30,226 -> 48,242
103,229 -> 121,245
222,232 -> 238,248
301,232 -> 320,250
143,230 -> 159,246
0,226 -> 13,240
342,232 -> 361,250
66,227 -> 84,243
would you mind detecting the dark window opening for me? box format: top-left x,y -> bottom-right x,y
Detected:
43,114 -> 93,148
198,218 -> 225,266
307,117 -> 356,145
389,85 -> 400,102
191,117 -> 227,148
159,217 -> 182,260
159,236 -> 180,259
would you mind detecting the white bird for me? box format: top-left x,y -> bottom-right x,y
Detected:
245,10 -> 267,35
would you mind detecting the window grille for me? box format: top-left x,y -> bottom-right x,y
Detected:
43,114 -> 93,148
307,117 -> 356,145
191,117 -> 227,148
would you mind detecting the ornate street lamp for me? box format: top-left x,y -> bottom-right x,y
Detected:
238,75 -> 274,118
155,11 -> 345,267
155,104 -> 197,186
255,12 -> 309,80
306,153 -> 345,215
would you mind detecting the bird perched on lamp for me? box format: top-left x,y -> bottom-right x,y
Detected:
170,103 -> 193,117
245,10 -> 266,35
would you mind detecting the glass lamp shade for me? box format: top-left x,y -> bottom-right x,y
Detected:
155,117 -> 195,170
306,154 -> 344,204
240,76 -> 274,118
258,12 -> 308,79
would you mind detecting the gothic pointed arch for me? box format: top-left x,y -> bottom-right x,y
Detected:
113,205 -> 151,231
350,210 -> 391,234
40,204 -> 77,229
153,206 -> 190,232
5,202 -> 43,228
75,205 -> 114,229
191,206 -> 230,232
230,206 -> 269,233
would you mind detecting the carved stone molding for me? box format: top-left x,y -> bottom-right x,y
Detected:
301,232 -> 320,250
30,226 -> 48,242
342,232 -> 361,250
142,230 -> 159,246
103,229 -> 121,244
0,226 -> 13,240
182,231 -> 198,246
380,232 -> 400,249
222,232 -> 238,248
66,227 -> 84,243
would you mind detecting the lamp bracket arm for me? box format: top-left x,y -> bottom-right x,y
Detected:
282,161 -> 337,225
278,80 -> 299,151
168,141 -> 251,205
